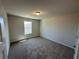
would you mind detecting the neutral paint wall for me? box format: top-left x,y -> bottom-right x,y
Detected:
40,13 -> 79,49
0,0 -> 10,58
8,15 -> 40,42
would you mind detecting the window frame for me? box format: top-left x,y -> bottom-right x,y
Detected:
24,21 -> 32,35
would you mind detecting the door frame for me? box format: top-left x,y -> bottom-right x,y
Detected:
74,22 -> 79,59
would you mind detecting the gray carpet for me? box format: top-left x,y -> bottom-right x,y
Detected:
8,37 -> 74,59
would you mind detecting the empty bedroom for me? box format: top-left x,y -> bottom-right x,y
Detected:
0,0 -> 79,59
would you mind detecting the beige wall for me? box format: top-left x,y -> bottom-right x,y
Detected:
8,15 -> 40,42
40,13 -> 79,49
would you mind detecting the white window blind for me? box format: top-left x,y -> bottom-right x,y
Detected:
24,21 -> 32,34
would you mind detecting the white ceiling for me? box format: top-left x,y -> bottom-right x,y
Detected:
2,0 -> 79,19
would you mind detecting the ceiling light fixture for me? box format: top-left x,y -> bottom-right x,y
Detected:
35,12 -> 40,15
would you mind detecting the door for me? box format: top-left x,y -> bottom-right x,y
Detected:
0,1 -> 10,59
74,21 -> 79,59
74,22 -> 79,59
0,23 -> 3,59
0,16 -> 10,59
77,22 -> 79,59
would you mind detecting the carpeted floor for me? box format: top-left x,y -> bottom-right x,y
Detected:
8,37 -> 74,59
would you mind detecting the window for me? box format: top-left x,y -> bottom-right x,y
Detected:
24,21 -> 32,35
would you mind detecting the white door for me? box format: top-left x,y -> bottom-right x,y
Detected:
74,22 -> 79,59
0,17 -> 8,59
0,0 -> 10,59
74,21 -> 79,59
0,23 -> 3,59
77,22 -> 79,59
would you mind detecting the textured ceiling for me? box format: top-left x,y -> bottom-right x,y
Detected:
2,0 -> 79,19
